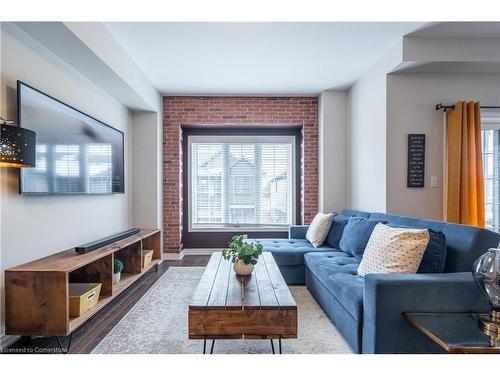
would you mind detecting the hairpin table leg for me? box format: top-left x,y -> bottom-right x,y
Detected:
55,333 -> 73,354
210,339 -> 215,354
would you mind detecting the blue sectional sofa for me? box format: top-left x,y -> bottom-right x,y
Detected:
250,209 -> 500,353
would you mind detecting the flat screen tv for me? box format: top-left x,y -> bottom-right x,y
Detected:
18,81 -> 125,195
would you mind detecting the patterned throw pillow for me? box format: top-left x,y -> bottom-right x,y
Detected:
386,224 -> 447,273
357,223 -> 430,277
306,212 -> 333,248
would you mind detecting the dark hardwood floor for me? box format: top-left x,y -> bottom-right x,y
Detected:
5,255 -> 210,354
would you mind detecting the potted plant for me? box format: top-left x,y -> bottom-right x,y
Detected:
113,258 -> 124,284
222,235 -> 263,275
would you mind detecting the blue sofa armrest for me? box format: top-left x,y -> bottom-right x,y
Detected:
363,272 -> 490,354
288,225 -> 309,239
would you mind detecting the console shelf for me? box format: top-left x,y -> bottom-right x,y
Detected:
5,229 -> 161,337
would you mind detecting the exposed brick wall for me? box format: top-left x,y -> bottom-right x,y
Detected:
163,96 -> 318,253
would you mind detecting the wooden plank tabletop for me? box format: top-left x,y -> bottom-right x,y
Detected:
7,229 -> 160,273
189,252 -> 296,311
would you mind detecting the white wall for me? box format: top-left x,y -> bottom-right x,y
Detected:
386,72 -> 500,220
132,111 -> 161,228
348,42 -> 402,212
319,90 -> 348,213
10,21 -> 164,232
0,23 -> 133,342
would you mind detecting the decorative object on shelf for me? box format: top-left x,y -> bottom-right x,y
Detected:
0,117 -> 36,168
68,283 -> 102,317
407,134 -> 425,188
142,249 -> 154,268
472,248 -> 500,347
113,258 -> 124,285
222,235 -> 263,276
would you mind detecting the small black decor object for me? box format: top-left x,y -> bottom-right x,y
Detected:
407,134 -> 425,188
0,120 -> 36,168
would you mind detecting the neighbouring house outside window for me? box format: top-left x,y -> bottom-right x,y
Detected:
188,135 -> 296,231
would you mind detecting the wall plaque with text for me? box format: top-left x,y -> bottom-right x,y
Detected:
407,134 -> 425,188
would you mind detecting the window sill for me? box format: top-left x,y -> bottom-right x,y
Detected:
189,227 -> 290,233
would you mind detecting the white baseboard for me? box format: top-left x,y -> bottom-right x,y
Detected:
162,248 -> 221,260
183,248 -> 221,256
162,251 -> 185,260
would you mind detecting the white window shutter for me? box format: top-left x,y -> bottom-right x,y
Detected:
189,135 -> 295,230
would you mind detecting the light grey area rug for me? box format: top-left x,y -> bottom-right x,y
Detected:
92,267 -> 352,354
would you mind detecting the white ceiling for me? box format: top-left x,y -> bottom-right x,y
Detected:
105,22 -> 423,95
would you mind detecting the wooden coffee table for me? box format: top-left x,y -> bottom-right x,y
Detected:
188,252 -> 297,354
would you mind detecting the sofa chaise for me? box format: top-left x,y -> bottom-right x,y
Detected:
250,209 -> 500,353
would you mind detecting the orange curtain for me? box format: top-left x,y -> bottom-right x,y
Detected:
446,101 -> 485,227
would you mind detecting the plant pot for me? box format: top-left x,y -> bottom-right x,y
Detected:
113,272 -> 121,285
233,259 -> 254,276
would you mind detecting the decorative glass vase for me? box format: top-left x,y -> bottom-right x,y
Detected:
472,248 -> 500,346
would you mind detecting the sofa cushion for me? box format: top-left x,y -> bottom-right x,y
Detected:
304,252 -> 364,321
304,251 -> 359,281
325,214 -> 350,248
341,209 -> 371,218
339,216 -> 383,259
418,229 -> 447,273
251,239 -> 335,266
327,272 -> 365,322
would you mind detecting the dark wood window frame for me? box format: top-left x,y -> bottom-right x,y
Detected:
181,125 -> 302,249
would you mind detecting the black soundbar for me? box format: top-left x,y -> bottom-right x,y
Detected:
75,228 -> 141,254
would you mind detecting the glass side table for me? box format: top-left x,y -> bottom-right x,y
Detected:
404,312 -> 500,354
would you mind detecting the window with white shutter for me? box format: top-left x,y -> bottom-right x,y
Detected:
188,135 -> 296,231
482,110 -> 500,232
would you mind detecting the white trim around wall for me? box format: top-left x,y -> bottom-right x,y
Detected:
184,248 -> 222,256
162,251 -> 184,260
161,248 -> 221,261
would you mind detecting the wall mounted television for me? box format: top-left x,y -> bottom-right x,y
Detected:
18,81 -> 125,195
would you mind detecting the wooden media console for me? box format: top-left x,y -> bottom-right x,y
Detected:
5,229 -> 161,338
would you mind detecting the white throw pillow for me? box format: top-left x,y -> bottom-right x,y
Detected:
357,223 -> 430,277
306,212 -> 333,248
